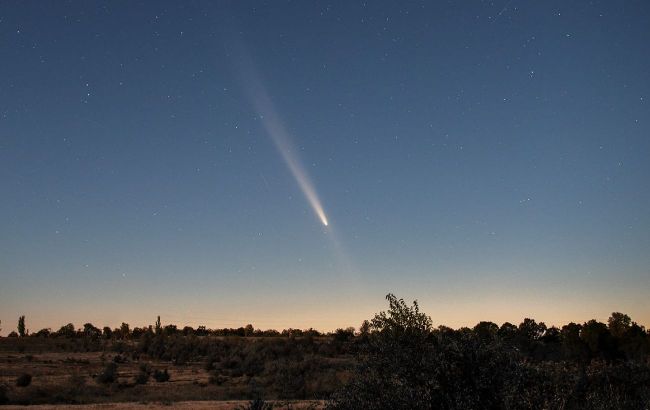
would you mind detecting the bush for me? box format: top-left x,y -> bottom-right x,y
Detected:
208,373 -> 226,385
135,363 -> 151,385
67,373 -> 86,396
236,397 -> 273,410
153,369 -> 170,382
0,383 -> 8,404
97,363 -> 118,384
134,372 -> 149,385
112,354 -> 127,363
16,373 -> 32,387
204,354 -> 217,371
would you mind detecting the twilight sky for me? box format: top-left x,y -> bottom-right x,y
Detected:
1,1 -> 649,334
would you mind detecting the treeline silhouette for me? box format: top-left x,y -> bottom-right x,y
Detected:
4,316 -> 345,340
330,295 -> 650,409
4,306 -> 648,364
1,295 -> 649,408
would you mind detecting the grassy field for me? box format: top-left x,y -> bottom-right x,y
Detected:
1,401 -> 324,409
0,337 -> 352,406
2,401 -> 324,409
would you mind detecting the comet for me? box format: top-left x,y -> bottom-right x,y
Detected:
235,51 -> 329,227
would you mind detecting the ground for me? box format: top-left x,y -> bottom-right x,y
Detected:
2,401 -> 324,409
0,337 -> 350,407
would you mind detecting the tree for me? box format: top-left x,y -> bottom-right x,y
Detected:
120,322 -> 131,339
57,323 -> 76,338
498,322 -> 517,341
608,312 -> 632,338
83,323 -> 101,339
333,327 -> 354,342
581,320 -> 617,359
359,320 -> 371,337
618,323 -> 650,361
33,328 -> 51,338
163,324 -> 178,336
329,294 -> 437,409
474,321 -> 499,341
18,316 -> 26,337
518,318 -> 547,341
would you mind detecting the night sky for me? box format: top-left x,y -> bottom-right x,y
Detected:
1,1 -> 649,334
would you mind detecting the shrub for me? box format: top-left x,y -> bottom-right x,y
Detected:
135,363 -> 151,385
112,354 -> 127,363
134,372 -> 149,385
0,383 -> 9,404
204,354 -> 217,371
67,373 -> 86,395
236,397 -> 273,410
97,363 -> 118,384
16,373 -> 32,387
208,373 -> 226,385
153,369 -> 170,382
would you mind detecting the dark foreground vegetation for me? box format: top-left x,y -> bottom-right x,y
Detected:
1,295 -> 649,409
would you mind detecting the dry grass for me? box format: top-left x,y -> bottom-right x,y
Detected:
2,400 -> 325,409
0,337 -> 350,406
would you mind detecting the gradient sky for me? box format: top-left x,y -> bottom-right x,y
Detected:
1,1 -> 649,335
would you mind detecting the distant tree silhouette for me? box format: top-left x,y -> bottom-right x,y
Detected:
581,319 -> 618,359
359,320 -> 371,337
163,324 -> 178,336
83,323 -> 101,339
473,321 -> 499,341
520,318 -> 546,339
618,322 -> 650,361
497,322 -> 517,341
33,328 -> 51,338
608,312 -> 632,338
17,315 -> 26,337
120,322 -> 130,339
56,323 -> 76,338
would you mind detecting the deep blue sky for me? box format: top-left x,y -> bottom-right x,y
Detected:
1,1 -> 649,333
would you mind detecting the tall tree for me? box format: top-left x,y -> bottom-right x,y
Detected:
17,315 -> 26,337
120,322 -> 130,339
